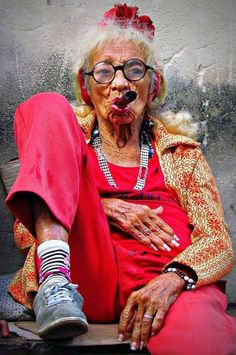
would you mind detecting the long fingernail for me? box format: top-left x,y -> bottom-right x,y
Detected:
163,243 -> 171,251
131,342 -> 138,351
118,334 -> 124,342
139,341 -> 144,350
171,240 -> 180,247
174,234 -> 180,241
151,243 -> 158,251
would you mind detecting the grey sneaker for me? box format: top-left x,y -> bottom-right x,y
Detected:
33,282 -> 89,339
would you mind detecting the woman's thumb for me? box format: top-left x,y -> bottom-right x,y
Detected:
154,206 -> 163,214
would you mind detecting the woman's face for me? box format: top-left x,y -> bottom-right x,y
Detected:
87,39 -> 152,127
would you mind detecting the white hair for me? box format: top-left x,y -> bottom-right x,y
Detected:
157,111 -> 199,140
72,24 -> 199,140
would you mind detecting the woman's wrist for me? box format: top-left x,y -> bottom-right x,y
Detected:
162,267 -> 196,290
101,198 -> 118,217
165,262 -> 197,280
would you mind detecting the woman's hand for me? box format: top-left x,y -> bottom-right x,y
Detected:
101,198 -> 179,251
0,320 -> 10,337
118,272 -> 185,350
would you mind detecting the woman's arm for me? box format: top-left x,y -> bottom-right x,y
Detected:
118,148 -> 234,349
165,148 -> 234,286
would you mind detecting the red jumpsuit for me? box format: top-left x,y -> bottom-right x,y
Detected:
6,92 -> 236,355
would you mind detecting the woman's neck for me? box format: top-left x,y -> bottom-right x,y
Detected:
98,119 -> 142,167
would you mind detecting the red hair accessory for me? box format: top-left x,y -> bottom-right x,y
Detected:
99,3 -> 155,40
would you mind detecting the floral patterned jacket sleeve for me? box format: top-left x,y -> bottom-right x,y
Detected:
155,122 -> 234,287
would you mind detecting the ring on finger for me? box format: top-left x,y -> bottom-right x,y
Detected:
141,228 -> 149,235
143,313 -> 154,320
157,220 -> 165,227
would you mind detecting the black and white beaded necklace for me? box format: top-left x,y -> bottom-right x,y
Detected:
91,121 -> 154,191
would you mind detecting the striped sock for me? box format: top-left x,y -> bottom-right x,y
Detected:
37,240 -> 71,286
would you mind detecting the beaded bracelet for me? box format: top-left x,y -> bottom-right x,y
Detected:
162,267 -> 196,291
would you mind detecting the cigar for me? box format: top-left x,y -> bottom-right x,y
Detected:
116,91 -> 137,108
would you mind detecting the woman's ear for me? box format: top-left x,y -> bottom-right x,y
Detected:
151,71 -> 161,101
147,71 -> 160,107
148,71 -> 167,107
156,72 -> 167,105
77,69 -> 94,107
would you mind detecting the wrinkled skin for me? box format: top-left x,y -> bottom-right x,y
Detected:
118,272 -> 185,350
88,40 -> 152,138
88,40 -> 153,165
33,196 -> 68,245
88,39 -> 187,350
102,197 -> 185,349
102,198 -> 180,251
0,320 -> 10,337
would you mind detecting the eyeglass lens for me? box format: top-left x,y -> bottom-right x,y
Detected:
93,59 -> 147,84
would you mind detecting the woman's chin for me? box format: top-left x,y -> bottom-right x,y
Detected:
108,112 -> 135,126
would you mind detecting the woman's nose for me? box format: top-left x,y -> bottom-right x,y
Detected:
111,70 -> 129,90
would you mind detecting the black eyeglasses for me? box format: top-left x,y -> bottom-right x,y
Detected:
84,58 -> 154,84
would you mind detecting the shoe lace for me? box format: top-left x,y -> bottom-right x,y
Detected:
44,283 -> 78,306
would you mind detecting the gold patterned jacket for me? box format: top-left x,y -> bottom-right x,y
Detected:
9,108 -> 234,309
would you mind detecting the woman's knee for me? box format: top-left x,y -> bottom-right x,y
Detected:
147,286 -> 235,355
19,92 -> 70,110
18,92 -> 73,120
15,92 -> 77,137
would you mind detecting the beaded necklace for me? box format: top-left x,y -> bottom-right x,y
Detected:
91,120 -> 154,191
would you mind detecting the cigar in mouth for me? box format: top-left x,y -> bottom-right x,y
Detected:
115,91 -> 137,109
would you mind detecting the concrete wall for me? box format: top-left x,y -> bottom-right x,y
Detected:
0,0 -> 235,302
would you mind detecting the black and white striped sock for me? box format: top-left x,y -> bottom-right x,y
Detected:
37,240 -> 71,286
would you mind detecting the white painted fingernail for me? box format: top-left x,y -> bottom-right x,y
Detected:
118,334 -> 124,342
151,243 -> 158,251
163,243 -> 171,251
131,342 -> 138,350
174,234 -> 180,241
171,240 -> 180,247
155,206 -> 163,213
139,341 -> 144,350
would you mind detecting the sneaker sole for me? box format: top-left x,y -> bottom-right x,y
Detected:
37,316 -> 89,339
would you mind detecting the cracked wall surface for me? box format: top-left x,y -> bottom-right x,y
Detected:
0,0 -> 235,302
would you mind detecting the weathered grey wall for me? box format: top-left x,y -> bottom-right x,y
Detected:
0,0 -> 235,302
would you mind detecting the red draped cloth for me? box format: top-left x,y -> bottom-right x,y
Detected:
88,142 -> 193,309
6,92 -> 236,354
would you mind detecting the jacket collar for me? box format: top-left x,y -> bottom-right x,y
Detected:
150,115 -> 199,154
74,105 -> 199,153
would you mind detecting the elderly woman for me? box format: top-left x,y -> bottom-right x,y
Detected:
1,3 -> 236,354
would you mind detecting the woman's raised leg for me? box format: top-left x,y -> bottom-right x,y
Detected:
6,92 -> 118,337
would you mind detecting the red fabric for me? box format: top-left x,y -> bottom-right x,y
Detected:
88,141 -> 192,255
88,142 -> 193,309
148,285 -> 236,355
6,92 -> 236,353
6,92 -> 118,322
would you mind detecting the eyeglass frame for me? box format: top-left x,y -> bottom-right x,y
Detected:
84,58 -> 155,84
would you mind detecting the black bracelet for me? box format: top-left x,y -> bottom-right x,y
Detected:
162,267 -> 196,291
